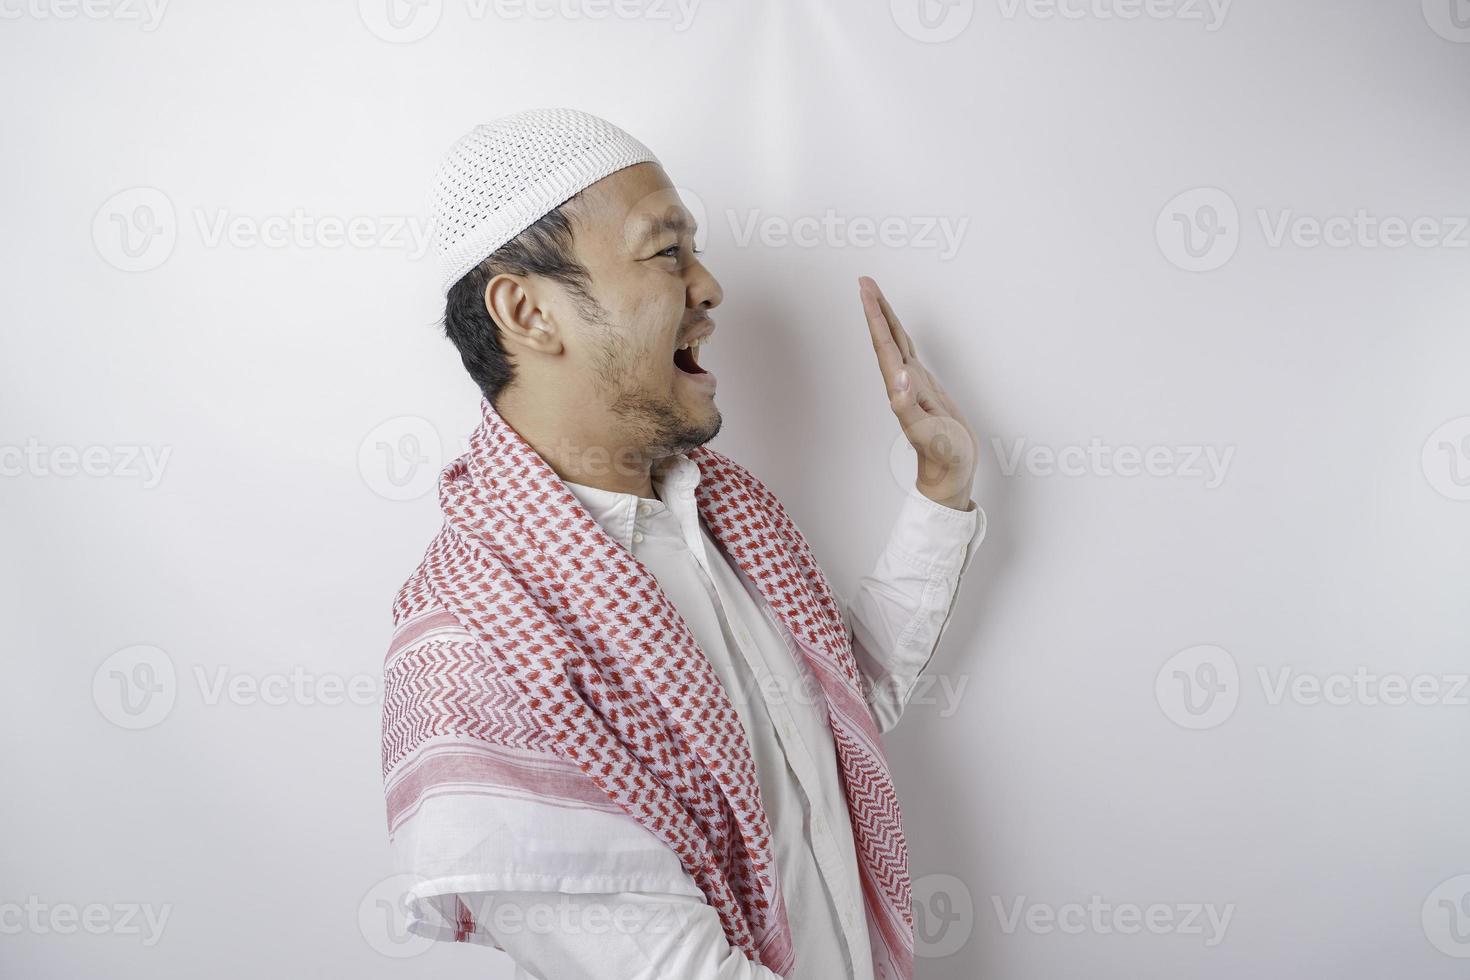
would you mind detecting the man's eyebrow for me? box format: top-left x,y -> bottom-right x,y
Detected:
632,209 -> 697,243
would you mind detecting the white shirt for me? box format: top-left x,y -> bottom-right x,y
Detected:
392,453 -> 986,980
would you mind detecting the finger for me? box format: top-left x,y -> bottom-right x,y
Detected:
859,278 -> 906,388
860,275 -> 911,363
903,359 -> 945,415
887,368 -> 929,432
928,368 -> 963,421
870,280 -> 917,362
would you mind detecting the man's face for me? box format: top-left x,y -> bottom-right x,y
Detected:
555,163 -> 724,458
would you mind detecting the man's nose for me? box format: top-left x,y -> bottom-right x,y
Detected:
688,262 -> 723,310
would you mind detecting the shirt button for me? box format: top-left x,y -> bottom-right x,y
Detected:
637,503 -> 651,517
632,531 -> 644,544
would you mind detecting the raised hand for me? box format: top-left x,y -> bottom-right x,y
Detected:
859,275 -> 977,512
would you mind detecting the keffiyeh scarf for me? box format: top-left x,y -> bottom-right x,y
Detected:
381,399 -> 914,979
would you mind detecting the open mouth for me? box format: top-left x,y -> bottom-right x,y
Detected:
673,335 -> 709,375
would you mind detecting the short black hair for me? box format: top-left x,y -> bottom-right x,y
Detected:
441,200 -> 600,404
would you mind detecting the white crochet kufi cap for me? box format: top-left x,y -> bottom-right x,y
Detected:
430,107 -> 661,295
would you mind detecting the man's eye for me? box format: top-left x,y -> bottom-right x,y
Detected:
660,245 -> 680,258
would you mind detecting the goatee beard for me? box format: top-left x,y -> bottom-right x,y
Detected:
608,390 -> 722,458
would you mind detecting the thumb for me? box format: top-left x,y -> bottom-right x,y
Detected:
889,369 -> 927,433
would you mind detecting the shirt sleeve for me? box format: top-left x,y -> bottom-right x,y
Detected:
462,889 -> 786,980
385,718 -> 784,980
843,486 -> 986,733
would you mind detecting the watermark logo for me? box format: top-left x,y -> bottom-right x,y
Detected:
1155,644 -> 1239,730
1258,666 -> 1468,708
93,647 -> 381,729
93,187 -> 435,272
726,209 -> 969,260
995,0 -> 1231,30
1422,0 -> 1470,43
913,873 -> 974,958
358,0 -> 443,41
359,874 -> 434,957
891,0 -> 975,42
992,437 -> 1234,488
1422,416 -> 1470,501
1158,648 -> 1469,729
92,645 -> 177,730
193,665 -> 380,708
993,895 -> 1234,945
1423,874 -> 1470,957
1257,209 -> 1469,250
0,0 -> 169,30
1159,187 -> 1470,270
192,208 -> 434,256
888,428 -> 976,497
1156,187 -> 1239,272
0,898 -> 172,946
359,416 -> 443,501
93,187 -> 177,273
0,440 -> 172,488
360,0 -> 700,40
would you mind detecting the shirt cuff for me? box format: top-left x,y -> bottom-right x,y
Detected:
887,485 -> 987,579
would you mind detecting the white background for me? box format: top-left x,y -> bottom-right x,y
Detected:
3,0 -> 1468,976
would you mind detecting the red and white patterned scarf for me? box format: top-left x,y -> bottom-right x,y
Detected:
382,399 -> 914,979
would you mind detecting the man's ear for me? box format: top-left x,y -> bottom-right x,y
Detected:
484,273 -> 563,355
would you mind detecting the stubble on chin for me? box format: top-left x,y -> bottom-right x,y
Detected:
589,318 -> 721,458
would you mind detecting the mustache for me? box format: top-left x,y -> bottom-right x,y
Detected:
678,313 -> 713,338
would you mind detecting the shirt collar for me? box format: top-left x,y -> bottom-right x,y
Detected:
562,453 -> 703,552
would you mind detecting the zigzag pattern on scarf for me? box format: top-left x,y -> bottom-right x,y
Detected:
381,399 -> 913,979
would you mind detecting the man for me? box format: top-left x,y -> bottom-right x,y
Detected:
380,107 -> 986,980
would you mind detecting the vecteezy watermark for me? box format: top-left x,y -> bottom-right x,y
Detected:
891,0 -> 976,42
93,645 -> 178,730
994,0 -> 1231,30
1158,187 -> 1470,272
1156,644 -> 1240,730
359,416 -> 445,502
0,897 -> 172,946
1156,645 -> 1470,730
725,209 -> 970,261
0,0 -> 169,30
192,208 -> 433,257
1422,0 -> 1470,43
358,876 -> 694,957
192,665 -> 380,708
893,0 -> 1229,41
888,427 -> 978,499
914,873 -> 975,958
1422,416 -> 1470,501
92,187 -> 177,273
992,437 -> 1235,488
1156,187 -> 1239,272
92,186 -> 435,273
1258,666 -> 1469,709
358,0 -> 701,42
0,439 -> 172,488
92,646 -> 381,730
992,895 -> 1234,946
1256,209 -> 1470,251
1423,874 -> 1470,958
359,874 -> 434,958
463,892 -> 693,940
720,659 -> 971,720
